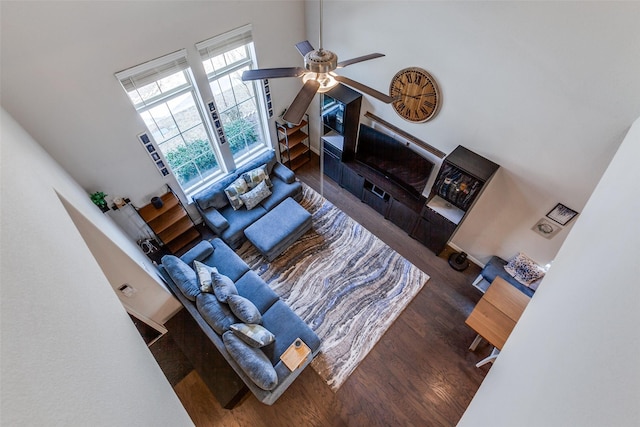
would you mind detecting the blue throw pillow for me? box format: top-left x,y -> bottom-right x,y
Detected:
162,255 -> 200,301
212,270 -> 238,302
223,331 -> 278,391
196,293 -> 237,335
227,294 -> 262,324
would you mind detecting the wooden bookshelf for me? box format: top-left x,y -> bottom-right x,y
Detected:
138,190 -> 200,255
276,115 -> 310,170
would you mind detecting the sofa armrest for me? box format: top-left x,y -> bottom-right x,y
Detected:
202,207 -> 230,235
180,240 -> 214,266
272,162 -> 295,184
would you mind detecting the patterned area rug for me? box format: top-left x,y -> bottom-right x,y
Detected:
236,184 -> 430,391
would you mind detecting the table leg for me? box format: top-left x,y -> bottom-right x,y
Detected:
469,334 -> 483,351
475,347 -> 500,368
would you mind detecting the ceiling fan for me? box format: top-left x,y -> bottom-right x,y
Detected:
241,0 -> 394,125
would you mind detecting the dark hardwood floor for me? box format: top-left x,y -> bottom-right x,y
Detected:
166,153 -> 492,426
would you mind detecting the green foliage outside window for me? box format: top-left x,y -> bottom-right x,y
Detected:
164,139 -> 218,185
225,116 -> 259,155
163,116 -> 259,185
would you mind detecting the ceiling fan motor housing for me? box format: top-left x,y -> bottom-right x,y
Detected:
304,49 -> 338,74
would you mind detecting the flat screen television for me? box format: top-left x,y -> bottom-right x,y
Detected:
355,124 -> 434,198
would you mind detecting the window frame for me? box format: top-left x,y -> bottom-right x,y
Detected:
116,50 -> 226,195
140,78 -> 226,193
116,25 -> 273,200
196,24 -> 271,170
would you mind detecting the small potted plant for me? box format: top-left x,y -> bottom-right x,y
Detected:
90,191 -> 110,213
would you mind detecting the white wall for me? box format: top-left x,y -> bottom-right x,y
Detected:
59,195 -> 181,325
0,108 -> 193,425
0,0 -> 306,206
305,1 -> 640,265
458,116 -> 640,426
1,2 -> 639,263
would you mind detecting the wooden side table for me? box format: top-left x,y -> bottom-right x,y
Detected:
465,276 -> 531,367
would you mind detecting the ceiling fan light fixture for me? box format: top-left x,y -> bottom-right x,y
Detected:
302,72 -> 338,93
240,0 -> 390,125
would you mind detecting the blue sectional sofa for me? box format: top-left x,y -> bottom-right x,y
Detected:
158,238 -> 321,406
192,149 -> 303,249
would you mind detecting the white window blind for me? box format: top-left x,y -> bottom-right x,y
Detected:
195,24 -> 253,62
115,49 -> 189,92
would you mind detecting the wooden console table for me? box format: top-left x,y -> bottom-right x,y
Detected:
465,276 -> 531,367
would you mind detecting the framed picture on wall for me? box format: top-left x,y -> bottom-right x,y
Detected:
546,203 -> 578,226
532,218 -> 562,239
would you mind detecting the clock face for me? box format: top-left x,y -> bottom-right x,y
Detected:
389,67 -> 440,123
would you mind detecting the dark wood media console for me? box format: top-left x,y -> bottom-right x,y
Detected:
340,146 -> 499,255
412,146 -> 500,254
341,161 -> 426,233
320,87 -> 499,254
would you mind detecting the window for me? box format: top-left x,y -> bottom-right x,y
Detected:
116,50 -> 221,192
197,24 -> 268,163
116,25 -> 271,196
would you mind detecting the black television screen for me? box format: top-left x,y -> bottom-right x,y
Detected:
355,124 -> 434,198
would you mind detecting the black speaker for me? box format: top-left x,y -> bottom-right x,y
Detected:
151,196 -> 164,209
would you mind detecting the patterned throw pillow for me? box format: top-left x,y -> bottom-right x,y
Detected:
239,180 -> 272,210
230,323 -> 276,348
224,176 -> 249,210
193,260 -> 216,293
242,164 -> 273,190
504,252 -> 546,285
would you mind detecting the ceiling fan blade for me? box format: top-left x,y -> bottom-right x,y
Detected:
295,40 -> 315,57
283,79 -> 321,125
337,53 -> 385,68
241,67 -> 306,81
334,75 -> 395,104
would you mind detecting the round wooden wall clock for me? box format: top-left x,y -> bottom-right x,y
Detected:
389,67 -> 440,123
